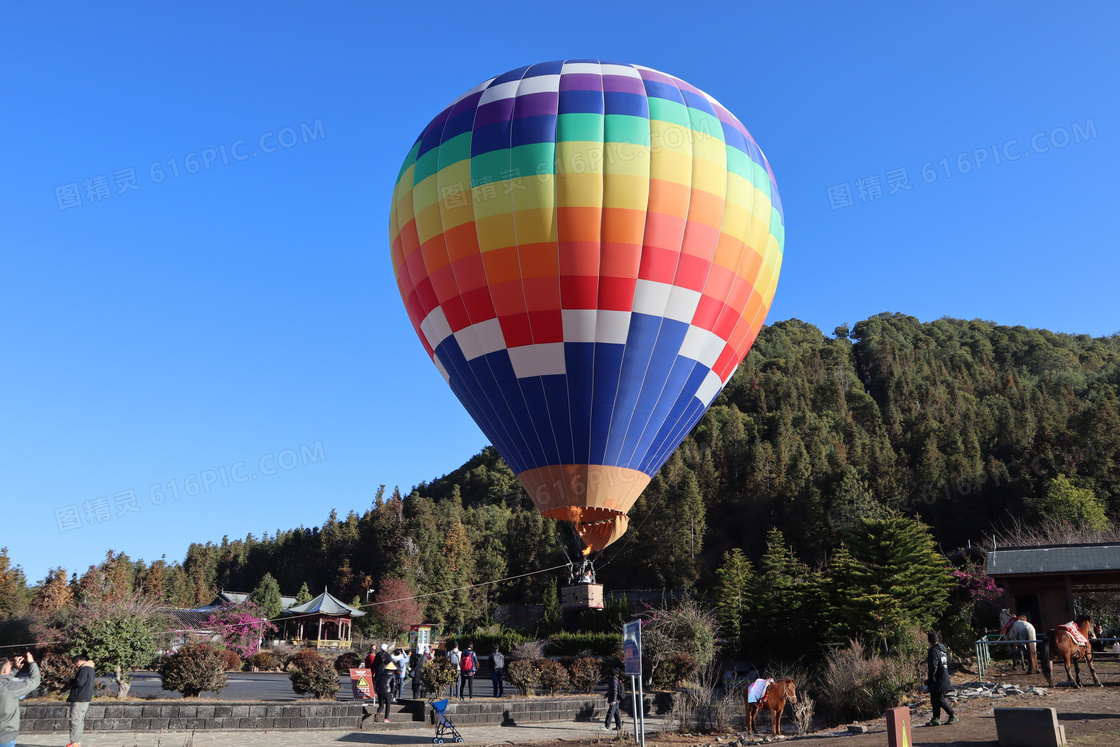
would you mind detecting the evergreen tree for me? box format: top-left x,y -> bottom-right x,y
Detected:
0,548 -> 29,617
713,548 -> 753,656
745,529 -> 826,662
295,582 -> 313,605
32,567 -> 73,615
541,577 -> 561,634
837,516 -> 952,647
249,573 -> 283,620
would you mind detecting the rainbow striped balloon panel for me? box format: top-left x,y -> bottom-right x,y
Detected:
390,60 -> 784,495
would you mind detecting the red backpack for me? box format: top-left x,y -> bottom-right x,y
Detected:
461,651 -> 475,671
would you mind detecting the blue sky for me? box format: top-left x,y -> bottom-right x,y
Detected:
2,3 -> 1116,585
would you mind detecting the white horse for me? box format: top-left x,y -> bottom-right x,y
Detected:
1000,609 -> 1039,674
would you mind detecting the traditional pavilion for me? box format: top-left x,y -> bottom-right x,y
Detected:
281,588 -> 366,648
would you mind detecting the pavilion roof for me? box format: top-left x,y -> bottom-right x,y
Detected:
283,588 -> 366,617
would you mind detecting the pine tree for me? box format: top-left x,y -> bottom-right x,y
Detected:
714,549 -> 753,656
746,529 -> 826,662
31,567 -> 73,615
541,577 -> 561,634
0,548 -> 29,617
839,516 -> 952,647
250,573 -> 283,620
295,582 -> 313,605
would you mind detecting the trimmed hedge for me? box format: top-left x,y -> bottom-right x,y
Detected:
546,632 -> 616,657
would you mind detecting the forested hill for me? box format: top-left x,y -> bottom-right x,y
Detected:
33,313 -> 1116,626
417,313 -> 1120,590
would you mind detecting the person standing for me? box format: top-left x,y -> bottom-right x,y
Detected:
391,649 -> 409,701
600,666 -> 623,731
446,644 -> 461,699
373,643 -> 391,676
1,651 -> 41,747
459,643 -> 477,700
409,646 -> 427,699
489,644 -> 505,698
66,653 -> 95,747
926,632 -> 958,726
375,662 -> 396,723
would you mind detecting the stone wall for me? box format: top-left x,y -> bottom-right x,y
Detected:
23,701 -> 364,733
439,696 -> 604,725
24,693 -> 670,733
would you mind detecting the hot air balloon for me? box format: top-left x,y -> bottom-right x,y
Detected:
390,61 -> 784,552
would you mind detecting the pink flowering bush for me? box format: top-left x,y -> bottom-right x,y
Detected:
939,562 -> 1004,651
203,602 -> 277,659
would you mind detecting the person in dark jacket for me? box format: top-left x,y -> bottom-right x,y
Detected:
490,645 -> 505,698
67,653 -> 96,747
926,632 -> 957,726
600,666 -> 624,731
375,662 -> 396,722
373,643 -> 391,675
409,646 -> 427,699
1,651 -> 41,747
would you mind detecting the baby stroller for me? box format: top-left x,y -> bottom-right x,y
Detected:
429,698 -> 464,743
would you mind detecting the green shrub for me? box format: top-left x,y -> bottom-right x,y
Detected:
546,632 -> 617,656
506,658 -> 542,696
159,644 -> 229,697
461,629 -> 530,656
289,657 -> 340,699
538,659 -> 570,694
247,651 -> 279,671
566,656 -> 601,693
334,651 -> 361,673
421,657 -> 459,697
218,648 -> 243,671
286,648 -> 324,671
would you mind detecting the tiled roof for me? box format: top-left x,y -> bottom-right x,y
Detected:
283,588 -> 365,617
161,608 -> 213,631
205,591 -> 298,610
987,544 -> 1120,576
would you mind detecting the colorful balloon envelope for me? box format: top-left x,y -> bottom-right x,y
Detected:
390,61 -> 784,550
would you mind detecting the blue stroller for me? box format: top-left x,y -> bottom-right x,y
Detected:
430,698 -> 464,744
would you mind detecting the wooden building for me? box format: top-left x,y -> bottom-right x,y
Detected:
281,588 -> 366,648
986,542 -> 1120,631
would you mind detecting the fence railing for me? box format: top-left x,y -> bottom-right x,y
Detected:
973,635 -> 1120,681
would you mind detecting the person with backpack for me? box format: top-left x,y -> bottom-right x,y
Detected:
459,643 -> 478,700
375,661 -> 396,723
489,644 -> 505,698
446,644 -> 461,699
926,632 -> 958,726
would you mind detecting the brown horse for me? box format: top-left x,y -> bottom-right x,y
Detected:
744,678 -> 797,736
1041,614 -> 1103,688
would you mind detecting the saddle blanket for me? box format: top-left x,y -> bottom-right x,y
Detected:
747,678 -> 773,704
1001,616 -> 1026,636
1059,622 -> 1089,647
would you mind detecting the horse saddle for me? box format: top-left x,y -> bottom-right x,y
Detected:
747,678 -> 773,704
1000,616 -> 1027,635
1058,622 -> 1089,647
